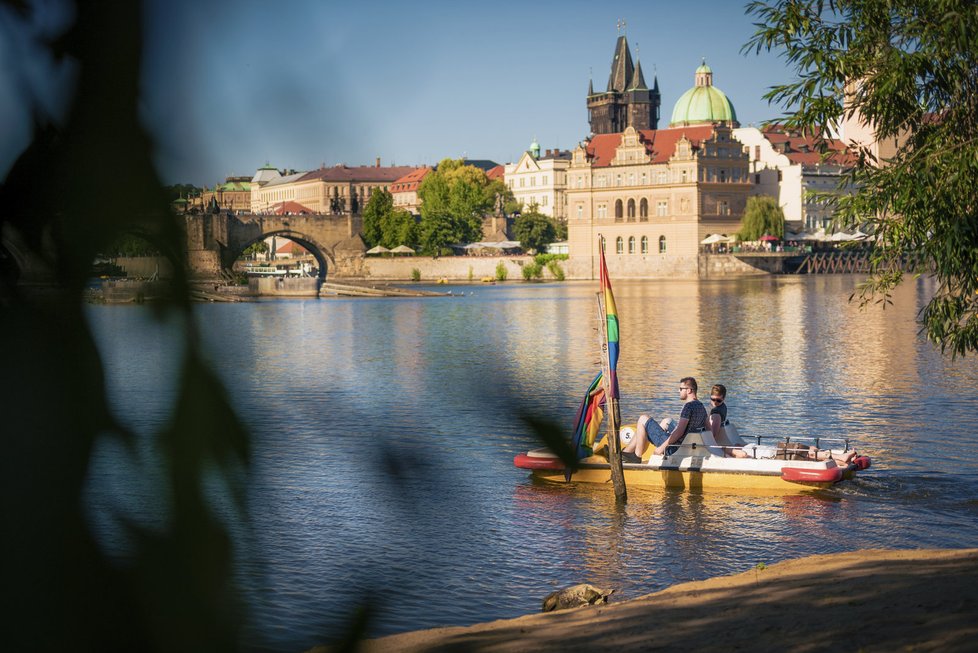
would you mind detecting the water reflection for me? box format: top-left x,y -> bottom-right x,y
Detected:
84,276 -> 978,652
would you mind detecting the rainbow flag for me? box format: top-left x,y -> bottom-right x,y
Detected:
599,240 -> 620,400
573,372 -> 606,458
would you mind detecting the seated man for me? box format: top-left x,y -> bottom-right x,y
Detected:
620,377 -> 707,463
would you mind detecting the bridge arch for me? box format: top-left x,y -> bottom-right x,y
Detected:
226,229 -> 334,280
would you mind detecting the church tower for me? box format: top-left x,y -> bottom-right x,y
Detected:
587,35 -> 660,134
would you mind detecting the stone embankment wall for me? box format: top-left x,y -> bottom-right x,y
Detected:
359,254 -> 766,281
113,256 -> 174,278
356,256 -> 545,281
248,277 -> 320,296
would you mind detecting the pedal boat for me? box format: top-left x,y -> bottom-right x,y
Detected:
514,424 -> 871,493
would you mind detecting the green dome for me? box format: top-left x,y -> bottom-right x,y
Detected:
670,86 -> 737,125
669,61 -> 738,127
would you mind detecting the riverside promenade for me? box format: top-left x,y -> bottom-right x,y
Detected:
328,548 -> 978,653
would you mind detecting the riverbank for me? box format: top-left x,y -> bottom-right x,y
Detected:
319,548 -> 978,652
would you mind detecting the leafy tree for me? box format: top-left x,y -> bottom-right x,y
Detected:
513,209 -> 558,253
360,188 -> 393,248
738,195 -> 785,241
164,183 -> 201,202
102,233 -> 162,257
379,208 -> 418,249
744,0 -> 978,355
417,158 -> 499,254
243,240 -> 269,259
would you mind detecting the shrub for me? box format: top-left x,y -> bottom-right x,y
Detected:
495,261 -> 507,281
468,266 -> 474,281
546,260 -> 565,281
411,268 -> 421,282
521,262 -> 543,281
534,253 -> 569,266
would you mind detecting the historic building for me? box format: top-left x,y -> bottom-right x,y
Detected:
197,175 -> 252,212
733,125 -> 854,232
567,61 -> 749,278
587,36 -> 660,135
250,162 -> 419,214
390,167 -> 432,216
503,140 -> 571,220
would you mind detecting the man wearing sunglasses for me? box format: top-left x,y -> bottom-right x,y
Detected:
621,376 -> 707,463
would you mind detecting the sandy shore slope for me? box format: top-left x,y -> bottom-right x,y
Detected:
320,548 -> 978,652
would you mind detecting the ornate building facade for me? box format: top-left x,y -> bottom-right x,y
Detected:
568,62 -> 749,278
587,36 -> 660,135
503,140 -> 571,220
250,163 -> 419,214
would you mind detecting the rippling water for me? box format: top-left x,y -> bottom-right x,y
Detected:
84,276 -> 978,652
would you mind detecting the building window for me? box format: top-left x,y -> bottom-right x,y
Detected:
641,236 -> 649,254
626,199 -> 636,221
615,199 -> 624,222
639,198 -> 648,221
542,175 -> 548,185
628,236 -> 636,254
628,173 -> 635,185
616,237 -> 624,254
616,174 -> 622,186
719,200 -> 730,215
657,171 -> 667,184
659,235 -> 667,253
719,169 -> 727,182
681,169 -> 688,182
641,172 -> 647,185
754,145 -> 761,160
520,178 -> 525,188
755,173 -> 761,184
542,196 -> 548,206
599,234 -> 606,251
597,204 -> 607,218
530,176 -> 536,187
656,200 -> 668,217
577,204 -> 583,218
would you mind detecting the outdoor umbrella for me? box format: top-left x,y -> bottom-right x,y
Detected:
390,245 -> 415,255
365,245 -> 390,255
759,234 -> 780,242
700,234 -> 728,245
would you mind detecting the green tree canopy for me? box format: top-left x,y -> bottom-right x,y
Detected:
379,208 -> 418,250
738,195 -> 785,241
513,209 -> 558,254
360,188 -> 393,248
745,0 -> 978,355
417,158 -> 497,254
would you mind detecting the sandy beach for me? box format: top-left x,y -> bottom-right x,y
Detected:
316,548 -> 978,652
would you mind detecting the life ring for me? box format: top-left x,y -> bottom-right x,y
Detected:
514,452 -> 566,470
781,466 -> 843,484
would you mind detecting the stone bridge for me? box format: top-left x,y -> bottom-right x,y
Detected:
183,211 -> 368,280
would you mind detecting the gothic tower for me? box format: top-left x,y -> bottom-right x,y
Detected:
587,36 -> 660,134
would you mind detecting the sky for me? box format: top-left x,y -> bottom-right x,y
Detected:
1,0 -> 797,186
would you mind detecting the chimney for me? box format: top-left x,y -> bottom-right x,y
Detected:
376,157 -> 381,168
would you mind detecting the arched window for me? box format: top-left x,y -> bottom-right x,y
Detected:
614,200 -> 624,222
628,236 -> 636,254
616,237 -> 624,254
639,198 -> 648,221
641,236 -> 649,254
659,235 -> 667,254
626,199 -> 636,221
598,234 -> 606,252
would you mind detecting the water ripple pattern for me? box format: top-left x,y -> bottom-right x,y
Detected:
84,277 -> 978,652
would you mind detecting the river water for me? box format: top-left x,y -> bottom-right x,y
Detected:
84,275 -> 978,652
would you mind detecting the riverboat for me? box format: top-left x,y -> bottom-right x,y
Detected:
514,422 -> 871,493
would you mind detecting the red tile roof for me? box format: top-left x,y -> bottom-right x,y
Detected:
269,201 -> 314,215
275,240 -> 308,255
486,165 -> 505,180
761,125 -> 855,166
299,165 -> 420,183
390,166 -> 431,193
585,126 -> 716,167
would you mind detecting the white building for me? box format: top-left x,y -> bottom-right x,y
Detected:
503,140 -> 571,220
733,125 -> 854,232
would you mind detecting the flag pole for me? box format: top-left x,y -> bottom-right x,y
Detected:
596,251 -> 627,503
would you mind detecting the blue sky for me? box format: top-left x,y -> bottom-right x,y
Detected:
2,1 -> 795,186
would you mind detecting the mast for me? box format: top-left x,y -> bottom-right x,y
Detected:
597,242 -> 627,502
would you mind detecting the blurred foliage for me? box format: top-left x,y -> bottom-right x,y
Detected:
745,0 -> 978,355
102,233 -> 162,257
0,1 -> 250,650
165,183 -> 201,202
